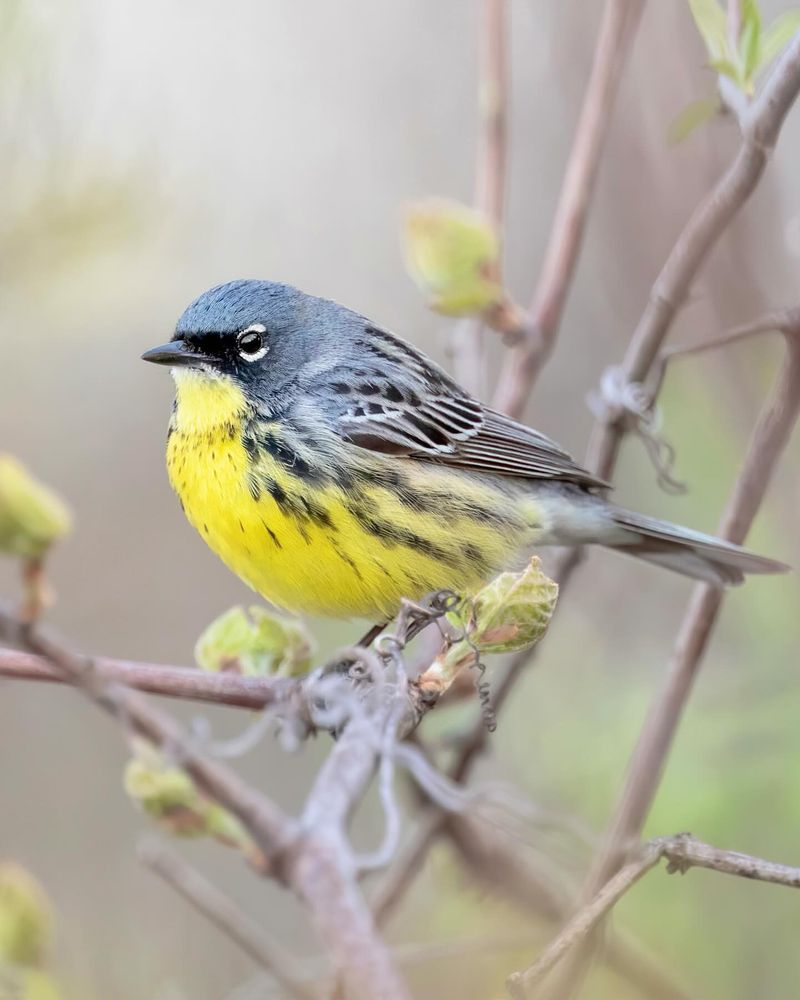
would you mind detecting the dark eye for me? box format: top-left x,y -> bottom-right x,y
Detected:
236,324 -> 268,361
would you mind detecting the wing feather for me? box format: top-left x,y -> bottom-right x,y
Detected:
311,324 -> 607,490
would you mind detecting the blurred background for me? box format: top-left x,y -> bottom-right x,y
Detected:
1,1 -> 799,997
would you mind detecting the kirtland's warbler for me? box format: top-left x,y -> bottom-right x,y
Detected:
142,280 -> 786,619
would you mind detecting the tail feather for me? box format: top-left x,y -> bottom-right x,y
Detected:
607,507 -> 789,587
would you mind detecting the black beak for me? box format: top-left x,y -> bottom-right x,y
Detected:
141,340 -> 207,368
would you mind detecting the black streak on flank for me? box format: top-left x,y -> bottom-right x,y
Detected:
300,496 -> 335,530
261,431 -> 318,482
462,542 -> 488,570
260,518 -> 282,549
332,542 -> 364,581
347,503 -> 457,566
259,474 -> 333,533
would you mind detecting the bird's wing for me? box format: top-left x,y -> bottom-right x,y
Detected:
311,324 -> 606,490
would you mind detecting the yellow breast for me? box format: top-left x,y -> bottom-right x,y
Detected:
166,371 -> 530,619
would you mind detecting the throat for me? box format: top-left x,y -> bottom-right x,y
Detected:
171,369 -> 249,436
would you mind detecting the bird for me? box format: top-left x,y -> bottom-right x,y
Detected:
142,279 -> 787,620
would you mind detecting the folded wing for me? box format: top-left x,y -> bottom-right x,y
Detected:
312,323 -> 607,491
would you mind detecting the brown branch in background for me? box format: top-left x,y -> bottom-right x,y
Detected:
648,307 -> 800,399
584,31 -> 800,482
0,608 -> 411,1000
373,25 -> 800,960
451,0 -> 509,396
370,1 -> 642,922
0,645 -> 301,710
492,0 -> 644,417
477,40 -> 800,932
508,845 -> 662,999
475,0 -> 508,236
578,322 -> 800,893
0,604 -> 295,857
140,838 -> 316,1000
507,833 -> 800,998
446,815 -> 692,1000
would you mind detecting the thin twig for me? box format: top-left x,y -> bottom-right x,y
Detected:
461,27 -> 800,891
451,0 -> 509,396
492,0 -> 644,417
585,330 -> 800,888
584,30 -> 800,482
139,838 -> 316,1000
507,833 -> 800,998
0,603 -> 295,858
448,816 -> 692,1000
0,607 -> 412,999
372,29 -> 800,949
371,810 -> 444,926
507,845 -> 661,998
0,646 -> 301,710
551,324 -> 800,995
649,307 -> 800,398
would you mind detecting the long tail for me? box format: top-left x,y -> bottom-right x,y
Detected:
604,506 -> 788,586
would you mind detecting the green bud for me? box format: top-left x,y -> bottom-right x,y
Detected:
420,558 -> 558,698
0,455 -> 71,560
458,556 -> 559,654
194,604 -> 314,677
0,864 -> 52,967
402,198 -> 502,316
123,744 -> 264,866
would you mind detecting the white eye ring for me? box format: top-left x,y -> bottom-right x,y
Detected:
237,323 -> 269,362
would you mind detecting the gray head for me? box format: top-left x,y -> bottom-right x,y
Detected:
142,279 -> 362,404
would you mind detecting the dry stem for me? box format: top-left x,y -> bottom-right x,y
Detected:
140,838 -> 316,1000
492,0 -> 643,417
0,609 -> 411,1000
451,0 -> 509,396
0,645 -> 301,710
507,833 -> 800,998
557,328 -> 800,990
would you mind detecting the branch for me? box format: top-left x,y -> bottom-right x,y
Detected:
0,606 -> 412,999
584,30 -> 800,482
446,814 -> 692,1000
584,326 -> 800,884
507,844 -> 661,998
492,0 -> 643,417
139,838 -> 316,1000
287,717 -> 411,999
0,603 -> 294,858
550,320 -> 800,995
0,646 -> 300,710
451,0 -> 509,396
506,834 -> 800,998
373,18 -> 800,933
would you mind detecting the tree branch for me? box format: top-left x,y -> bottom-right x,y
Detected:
446,814 -> 692,1000
139,838 -> 316,1000
0,607 -> 412,999
492,0 -> 643,417
371,27 -> 800,944
0,645 -> 300,710
0,603 -> 295,858
451,0 -> 509,396
545,318 -> 800,996
584,30 -> 800,482
583,325 -> 800,888
506,833 -> 800,998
